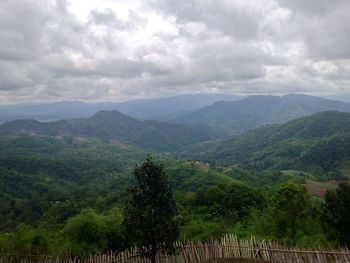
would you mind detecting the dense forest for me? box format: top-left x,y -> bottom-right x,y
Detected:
1,102 -> 350,255
2,0 -> 350,257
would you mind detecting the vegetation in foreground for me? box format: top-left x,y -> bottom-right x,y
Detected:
1,155 -> 350,256
1,111 -> 350,255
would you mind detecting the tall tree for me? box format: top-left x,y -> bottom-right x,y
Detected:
323,182 -> 350,245
276,183 -> 310,241
123,156 -> 179,263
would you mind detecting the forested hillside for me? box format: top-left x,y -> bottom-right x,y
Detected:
180,111 -> 350,180
0,135 -> 251,232
169,95 -> 350,135
1,101 -> 350,256
0,110 -> 214,151
1,110 -> 350,254
2,0 -> 350,258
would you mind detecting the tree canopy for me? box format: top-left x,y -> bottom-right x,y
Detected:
323,182 -> 350,245
123,156 -> 179,263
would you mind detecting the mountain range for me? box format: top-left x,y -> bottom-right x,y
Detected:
2,94 -> 350,137
0,94 -> 243,123
167,94 -> 350,135
0,110 -> 214,151
3,93 -> 350,150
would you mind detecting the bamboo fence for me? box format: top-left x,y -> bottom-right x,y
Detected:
1,235 -> 350,263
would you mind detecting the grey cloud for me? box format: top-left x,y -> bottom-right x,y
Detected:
272,0 -> 350,60
49,56 -> 168,79
276,0 -> 348,15
0,0 -> 48,61
305,8 -> 350,60
88,8 -> 146,30
148,0 -> 262,40
0,62 -> 34,90
89,8 -> 120,26
0,0 -> 350,104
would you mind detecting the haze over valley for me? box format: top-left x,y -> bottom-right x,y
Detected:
1,0 -> 350,259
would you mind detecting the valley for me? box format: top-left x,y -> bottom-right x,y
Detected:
1,94 -> 350,254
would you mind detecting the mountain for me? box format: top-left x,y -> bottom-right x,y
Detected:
0,110 -> 214,151
115,93 -> 244,120
0,94 -> 243,123
168,94 -> 350,135
179,111 -> 350,180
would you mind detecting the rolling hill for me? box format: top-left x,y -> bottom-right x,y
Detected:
0,135 -> 246,230
179,111 -> 350,180
168,94 -> 350,135
0,110 -> 214,151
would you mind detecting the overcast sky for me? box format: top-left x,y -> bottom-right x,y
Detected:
1,0 -> 350,104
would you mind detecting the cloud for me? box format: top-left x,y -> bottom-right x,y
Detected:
147,0 -> 266,40
276,0 -> 348,15
0,0 -> 349,104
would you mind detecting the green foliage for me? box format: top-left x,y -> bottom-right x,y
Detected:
323,183 -> 350,245
165,161 -> 243,191
172,95 -> 350,135
0,135 -> 145,231
62,208 -> 124,254
181,111 -> 350,181
0,135 -> 249,233
191,184 -> 265,221
1,113 -> 350,255
63,209 -> 108,253
245,184 -> 329,246
123,156 -> 179,262
180,218 -> 223,241
0,233 -> 12,253
0,110 -> 214,151
12,224 -> 49,255
301,134 -> 350,179
275,184 -> 311,241
176,183 -> 266,243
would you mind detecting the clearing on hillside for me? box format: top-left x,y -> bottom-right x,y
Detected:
305,179 -> 340,197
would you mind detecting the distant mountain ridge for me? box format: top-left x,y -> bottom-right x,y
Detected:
179,111 -> 350,180
167,94 -> 350,135
0,110 -> 214,151
0,94 -> 243,123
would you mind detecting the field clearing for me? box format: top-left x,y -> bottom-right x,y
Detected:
280,170 -> 313,177
340,166 -> 350,179
305,179 -> 340,197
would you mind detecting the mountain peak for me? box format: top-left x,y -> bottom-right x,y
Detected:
90,110 -> 139,122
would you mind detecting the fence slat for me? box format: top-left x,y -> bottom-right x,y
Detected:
2,235 -> 350,263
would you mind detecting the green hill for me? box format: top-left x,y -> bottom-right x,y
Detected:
0,135 -> 248,231
170,95 -> 350,135
179,111 -> 350,180
0,110 -> 214,151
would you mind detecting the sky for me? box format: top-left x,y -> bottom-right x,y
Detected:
1,0 -> 350,104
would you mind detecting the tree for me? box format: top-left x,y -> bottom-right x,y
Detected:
62,208 -> 125,254
323,183 -> 350,245
275,183 -> 311,242
13,223 -> 49,255
123,156 -> 179,263
63,209 -> 108,253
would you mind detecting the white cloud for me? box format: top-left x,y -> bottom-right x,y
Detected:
0,0 -> 350,104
